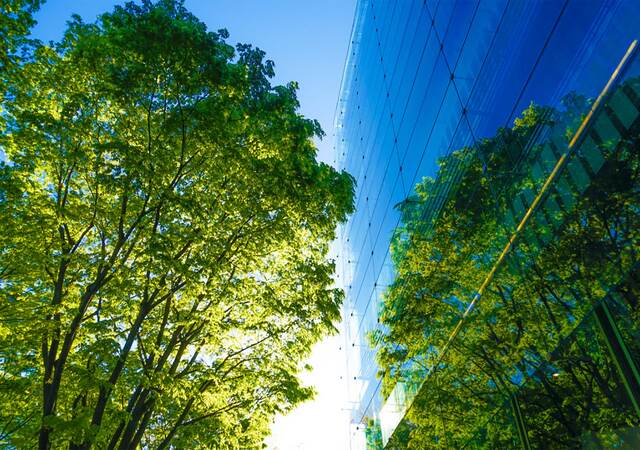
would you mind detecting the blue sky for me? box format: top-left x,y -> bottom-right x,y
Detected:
31,1 -> 356,449
31,0 -> 356,164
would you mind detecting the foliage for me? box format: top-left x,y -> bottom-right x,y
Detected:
364,418 -> 383,450
375,82 -> 640,449
1,0 -> 43,132
0,1 -> 354,448
0,0 -> 42,69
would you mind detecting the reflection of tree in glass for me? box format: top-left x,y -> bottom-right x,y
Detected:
375,79 -> 640,449
365,418 -> 384,450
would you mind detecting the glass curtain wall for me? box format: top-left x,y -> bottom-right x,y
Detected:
335,0 -> 640,448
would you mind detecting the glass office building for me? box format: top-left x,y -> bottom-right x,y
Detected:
336,1 -> 640,448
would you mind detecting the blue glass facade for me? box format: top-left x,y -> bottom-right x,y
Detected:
336,1 -> 640,448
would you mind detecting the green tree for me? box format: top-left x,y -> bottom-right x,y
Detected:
0,0 -> 42,69
0,1 -> 354,448
1,0 -> 43,132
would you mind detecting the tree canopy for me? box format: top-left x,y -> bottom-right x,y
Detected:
0,1 -> 354,448
0,0 -> 42,70
372,80 -> 640,449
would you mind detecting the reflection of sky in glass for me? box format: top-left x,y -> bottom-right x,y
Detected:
337,0 -> 640,446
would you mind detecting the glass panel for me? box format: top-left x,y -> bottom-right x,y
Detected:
370,51 -> 640,449
339,3 -> 640,449
518,313 -> 639,449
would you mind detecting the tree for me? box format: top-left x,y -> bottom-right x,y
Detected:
375,81 -> 640,449
1,0 -> 43,132
0,1 -> 354,448
0,0 -> 42,70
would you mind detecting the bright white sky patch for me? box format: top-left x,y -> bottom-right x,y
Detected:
265,333 -> 350,450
